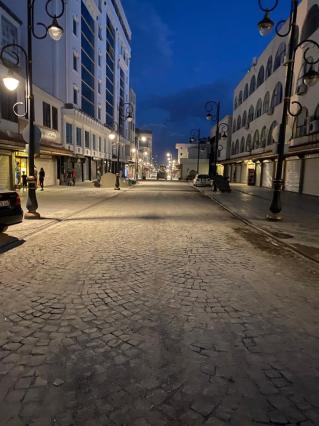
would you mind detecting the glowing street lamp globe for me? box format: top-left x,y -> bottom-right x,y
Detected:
48,18 -> 64,41
2,71 -> 20,91
109,132 -> 116,140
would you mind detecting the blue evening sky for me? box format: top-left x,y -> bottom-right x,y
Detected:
122,0 -> 288,163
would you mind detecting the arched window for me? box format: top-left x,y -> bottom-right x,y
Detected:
235,140 -> 239,154
240,137 -> 245,153
246,134 -> 252,152
266,56 -> 273,78
244,83 -> 249,100
237,115 -> 241,130
263,92 -> 270,114
231,142 -> 235,155
257,66 -> 265,87
314,104 -> 319,119
234,96 -> 238,110
271,82 -> 283,109
233,119 -> 237,133
248,105 -> 254,124
238,91 -> 243,105
273,43 -> 286,71
249,75 -> 256,95
255,98 -> 262,119
268,121 -> 278,145
294,108 -> 308,138
261,126 -> 267,147
253,130 -> 260,149
301,5 -> 319,42
242,111 -> 247,128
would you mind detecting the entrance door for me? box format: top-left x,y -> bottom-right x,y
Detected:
0,155 -> 11,189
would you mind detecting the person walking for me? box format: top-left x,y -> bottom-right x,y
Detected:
21,171 -> 27,192
39,167 -> 45,191
71,167 -> 76,186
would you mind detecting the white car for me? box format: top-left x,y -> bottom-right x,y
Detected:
193,174 -> 211,187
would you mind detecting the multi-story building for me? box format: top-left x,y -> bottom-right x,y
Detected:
175,139 -> 211,179
224,0 -> 319,196
0,0 -> 132,187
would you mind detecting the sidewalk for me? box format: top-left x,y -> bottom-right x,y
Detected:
0,185 -> 127,252
198,183 -> 319,263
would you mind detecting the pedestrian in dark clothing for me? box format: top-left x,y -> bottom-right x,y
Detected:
22,172 -> 27,192
39,167 -> 45,191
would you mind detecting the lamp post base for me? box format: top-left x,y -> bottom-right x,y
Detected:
267,179 -> 283,222
114,173 -> 120,190
24,211 -> 41,219
266,212 -> 282,222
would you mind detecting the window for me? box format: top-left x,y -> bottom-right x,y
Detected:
0,90 -> 17,122
268,121 -> 277,145
98,0 -> 102,12
233,119 -> 237,133
52,106 -> 58,130
246,134 -> 252,152
257,66 -> 265,87
235,140 -> 239,154
314,104 -> 319,120
66,123 -> 73,144
248,105 -> 254,124
98,80 -> 101,94
73,87 -> 78,105
255,98 -> 262,119
261,126 -> 267,147
1,16 -> 18,61
271,82 -> 283,109
238,91 -> 243,105
98,25 -> 103,40
294,108 -> 308,138
98,106 -> 101,120
263,92 -> 270,114
99,136 -> 102,152
43,102 -> 51,127
244,84 -> 249,100
234,96 -> 238,110
237,115 -> 241,130
249,75 -> 256,95
273,43 -> 286,71
266,56 -> 273,78
98,53 -> 102,67
242,111 -> 247,128
73,52 -> 78,71
85,131 -> 90,148
73,18 -> 78,36
240,137 -> 245,152
301,5 -> 319,42
92,134 -> 96,150
253,130 -> 260,149
76,127 -> 82,146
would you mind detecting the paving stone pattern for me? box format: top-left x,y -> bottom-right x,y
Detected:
0,182 -> 318,425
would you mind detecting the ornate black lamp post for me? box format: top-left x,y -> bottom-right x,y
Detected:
189,129 -> 201,174
257,0 -> 319,220
0,0 -> 65,219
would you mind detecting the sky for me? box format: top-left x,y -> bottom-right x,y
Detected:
122,0 -> 288,163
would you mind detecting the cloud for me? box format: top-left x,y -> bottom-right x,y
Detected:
141,81 -> 233,124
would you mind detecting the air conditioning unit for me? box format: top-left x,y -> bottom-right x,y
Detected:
296,83 -> 307,95
309,119 -> 319,134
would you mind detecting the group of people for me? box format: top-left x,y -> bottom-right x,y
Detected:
19,166 -> 45,191
64,168 -> 76,186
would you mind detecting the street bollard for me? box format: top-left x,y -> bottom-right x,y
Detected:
114,173 -> 120,190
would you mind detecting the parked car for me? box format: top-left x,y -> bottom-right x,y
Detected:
0,190 -> 23,232
193,174 -> 211,187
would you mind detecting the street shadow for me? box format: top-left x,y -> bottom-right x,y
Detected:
0,234 -> 25,254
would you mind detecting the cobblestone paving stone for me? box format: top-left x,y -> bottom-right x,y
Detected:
0,182 -> 318,425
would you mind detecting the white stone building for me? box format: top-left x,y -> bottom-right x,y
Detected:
225,0 -> 319,196
0,0 -> 132,186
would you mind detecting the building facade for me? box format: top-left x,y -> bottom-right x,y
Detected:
135,128 -> 153,179
0,0 -> 133,188
224,0 -> 319,196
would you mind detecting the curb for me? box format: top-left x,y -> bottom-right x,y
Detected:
194,186 -> 319,266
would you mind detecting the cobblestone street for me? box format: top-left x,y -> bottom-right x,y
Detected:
0,182 -> 319,426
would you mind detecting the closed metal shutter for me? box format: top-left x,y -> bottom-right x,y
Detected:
0,155 -> 11,190
262,161 -> 273,188
255,163 -> 261,186
285,158 -> 301,193
303,156 -> 319,196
